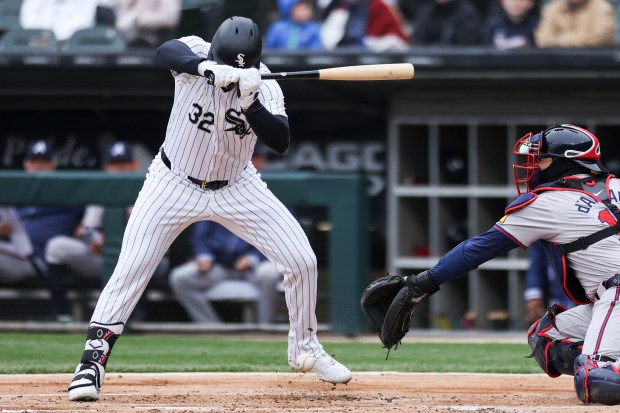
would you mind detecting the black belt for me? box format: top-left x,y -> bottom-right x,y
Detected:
591,354 -> 616,363
602,273 -> 620,290
160,149 -> 228,191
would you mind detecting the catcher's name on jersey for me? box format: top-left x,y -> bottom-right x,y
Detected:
573,188 -> 620,213
497,179 -> 620,299
162,35 -> 286,183
499,187 -> 620,218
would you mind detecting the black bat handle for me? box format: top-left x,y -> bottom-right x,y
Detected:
261,70 -> 320,80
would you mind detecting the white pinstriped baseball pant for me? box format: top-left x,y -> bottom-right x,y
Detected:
90,153 -> 324,361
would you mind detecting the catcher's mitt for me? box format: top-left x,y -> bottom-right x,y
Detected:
380,286 -> 417,351
360,273 -> 408,350
361,271 -> 440,353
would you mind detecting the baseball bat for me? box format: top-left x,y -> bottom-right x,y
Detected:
261,63 -> 414,81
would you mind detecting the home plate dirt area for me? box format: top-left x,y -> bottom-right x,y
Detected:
0,372 -> 612,413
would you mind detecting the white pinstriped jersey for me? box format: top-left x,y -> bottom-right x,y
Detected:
162,35 -> 287,181
496,176 -> 620,300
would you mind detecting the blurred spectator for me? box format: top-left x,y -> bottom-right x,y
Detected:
535,0 -> 616,47
320,0 -> 410,51
0,206 -> 44,284
0,140 -> 84,318
19,0 -> 116,42
264,0 -> 324,50
411,0 -> 482,46
169,146 -> 283,324
524,241 -> 574,323
483,0 -> 540,49
113,0 -> 182,48
169,220 -> 283,324
44,141 -> 168,322
397,0 -> 434,32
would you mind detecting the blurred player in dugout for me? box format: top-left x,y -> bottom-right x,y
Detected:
44,141 -> 169,322
0,140 -> 83,290
524,240 -> 574,322
168,143 -> 283,324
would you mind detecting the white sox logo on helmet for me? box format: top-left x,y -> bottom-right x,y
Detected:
235,53 -> 245,67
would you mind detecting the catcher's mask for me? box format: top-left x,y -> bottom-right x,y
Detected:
512,124 -> 607,195
208,16 -> 262,69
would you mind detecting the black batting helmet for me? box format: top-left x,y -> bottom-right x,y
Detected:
208,17 -> 262,69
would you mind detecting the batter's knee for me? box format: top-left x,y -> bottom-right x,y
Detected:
527,303 -> 583,377
296,250 -> 317,274
279,250 -> 317,282
574,354 -> 620,405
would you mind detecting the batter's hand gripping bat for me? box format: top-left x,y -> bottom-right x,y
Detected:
260,63 -> 414,81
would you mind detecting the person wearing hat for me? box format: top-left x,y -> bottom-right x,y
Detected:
0,140 -> 83,293
44,141 -> 168,322
23,139 -> 56,172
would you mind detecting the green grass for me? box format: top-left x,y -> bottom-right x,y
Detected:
0,333 -> 540,374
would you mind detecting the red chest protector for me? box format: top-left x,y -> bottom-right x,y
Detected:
511,175 -> 620,304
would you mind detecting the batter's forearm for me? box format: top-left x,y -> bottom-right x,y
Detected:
156,40 -> 205,76
244,101 -> 290,153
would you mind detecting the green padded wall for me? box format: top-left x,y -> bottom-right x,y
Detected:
0,171 -> 369,334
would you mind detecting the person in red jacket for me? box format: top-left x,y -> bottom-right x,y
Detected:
320,0 -> 410,51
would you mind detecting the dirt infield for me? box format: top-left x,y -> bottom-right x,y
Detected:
0,372 -> 610,413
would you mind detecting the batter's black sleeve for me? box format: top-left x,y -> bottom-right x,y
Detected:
156,40 -> 206,76
244,100 -> 290,154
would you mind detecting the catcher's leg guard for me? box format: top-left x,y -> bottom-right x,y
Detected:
575,354 -> 620,405
527,304 -> 583,377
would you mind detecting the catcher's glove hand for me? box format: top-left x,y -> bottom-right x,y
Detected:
360,273 -> 405,337
361,271 -> 439,352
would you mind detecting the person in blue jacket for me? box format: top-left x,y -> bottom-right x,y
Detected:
264,0 -> 324,50
0,139 -> 84,320
482,0 -> 540,50
524,240 -> 574,322
168,219 -> 283,323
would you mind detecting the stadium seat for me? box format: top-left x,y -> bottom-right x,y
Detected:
0,28 -> 57,52
0,0 -> 21,34
63,27 -> 126,52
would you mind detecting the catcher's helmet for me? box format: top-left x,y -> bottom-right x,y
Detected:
513,124 -> 608,194
208,17 -> 262,69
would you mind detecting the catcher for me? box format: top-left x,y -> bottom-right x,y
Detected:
362,124 -> 620,405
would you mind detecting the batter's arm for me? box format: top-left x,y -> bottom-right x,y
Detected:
427,227 -> 520,285
156,39 -> 206,76
243,101 -> 290,154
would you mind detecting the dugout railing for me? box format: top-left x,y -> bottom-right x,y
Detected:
0,171 -> 369,335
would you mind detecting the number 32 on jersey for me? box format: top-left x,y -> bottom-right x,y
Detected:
188,102 -> 251,138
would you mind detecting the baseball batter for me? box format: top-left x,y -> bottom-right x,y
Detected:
67,16 -> 351,402
373,125 -> 620,405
